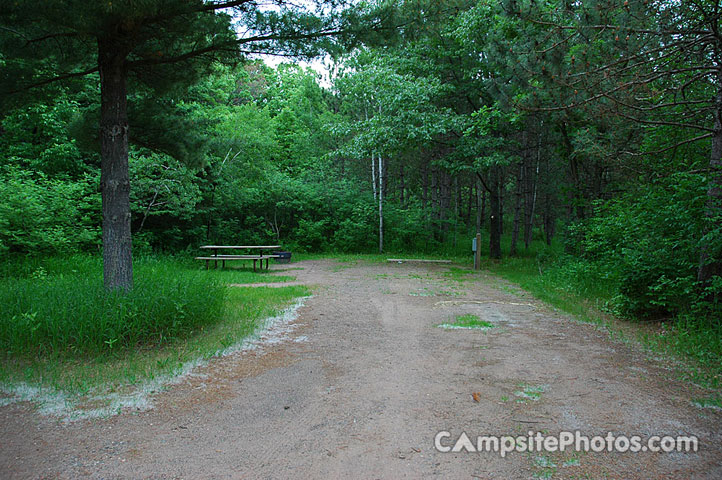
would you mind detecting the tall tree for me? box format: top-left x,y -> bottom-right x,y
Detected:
334,51 -> 451,253
505,0 -> 722,291
1,0 -> 376,290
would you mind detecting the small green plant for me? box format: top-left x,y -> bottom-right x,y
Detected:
437,314 -> 495,330
531,455 -> 557,479
515,383 -> 546,402
455,314 -> 494,328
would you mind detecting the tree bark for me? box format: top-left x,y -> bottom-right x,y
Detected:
378,154 -> 384,254
99,38 -> 133,291
371,151 -> 377,201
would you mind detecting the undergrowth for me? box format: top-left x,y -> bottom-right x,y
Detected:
0,254 -> 307,392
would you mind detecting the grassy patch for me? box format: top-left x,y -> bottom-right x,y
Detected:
692,393 -> 722,410
411,286 -> 464,297
437,314 -> 495,330
514,383 -> 546,402
0,255 -> 309,394
442,267 -> 477,283
454,314 -> 494,328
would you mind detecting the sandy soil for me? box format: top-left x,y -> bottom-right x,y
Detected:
1,259 -> 720,479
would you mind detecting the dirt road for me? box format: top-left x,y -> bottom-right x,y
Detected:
2,259 -> 720,479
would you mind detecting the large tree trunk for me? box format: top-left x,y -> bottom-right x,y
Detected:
698,80 -> 722,298
99,39 -> 132,291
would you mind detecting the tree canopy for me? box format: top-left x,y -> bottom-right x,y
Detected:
1,0 -> 720,316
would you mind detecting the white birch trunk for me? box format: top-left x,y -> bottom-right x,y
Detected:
378,154 -> 383,254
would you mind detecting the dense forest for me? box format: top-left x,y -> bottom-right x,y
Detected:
1,1 -> 720,329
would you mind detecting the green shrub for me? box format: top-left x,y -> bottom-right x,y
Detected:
331,203 -> 376,252
0,167 -> 100,254
567,173 -> 714,318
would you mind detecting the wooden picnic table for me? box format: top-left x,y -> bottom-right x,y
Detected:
197,245 -> 282,271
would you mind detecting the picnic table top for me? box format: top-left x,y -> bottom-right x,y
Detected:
200,245 -> 281,249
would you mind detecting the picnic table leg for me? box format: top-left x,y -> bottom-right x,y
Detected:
265,258 -> 269,270
205,259 -> 209,270
253,259 -> 257,272
222,259 -> 226,269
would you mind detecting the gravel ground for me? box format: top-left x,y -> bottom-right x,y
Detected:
1,259 -> 720,479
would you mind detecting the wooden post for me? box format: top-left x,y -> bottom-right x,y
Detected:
474,232 -> 481,270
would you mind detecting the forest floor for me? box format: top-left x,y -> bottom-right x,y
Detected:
1,259 -> 721,479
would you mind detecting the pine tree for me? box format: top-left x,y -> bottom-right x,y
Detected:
1,0 -> 370,290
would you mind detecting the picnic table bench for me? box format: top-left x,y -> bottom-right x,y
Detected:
196,245 -> 282,271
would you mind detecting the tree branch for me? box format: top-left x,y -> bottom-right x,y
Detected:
621,132 -> 713,156
5,65 -> 99,94
476,172 -> 492,194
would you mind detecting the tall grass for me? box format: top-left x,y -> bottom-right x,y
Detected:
0,254 -> 308,393
0,255 -> 268,357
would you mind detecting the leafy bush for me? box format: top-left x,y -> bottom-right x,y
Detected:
331,203 -> 376,252
292,218 -> 329,252
0,167 -> 100,254
562,173 -> 716,318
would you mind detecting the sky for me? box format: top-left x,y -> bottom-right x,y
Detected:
258,54 -> 334,87
226,0 -> 342,88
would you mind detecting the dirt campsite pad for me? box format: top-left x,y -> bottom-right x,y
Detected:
1,259 -> 721,479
